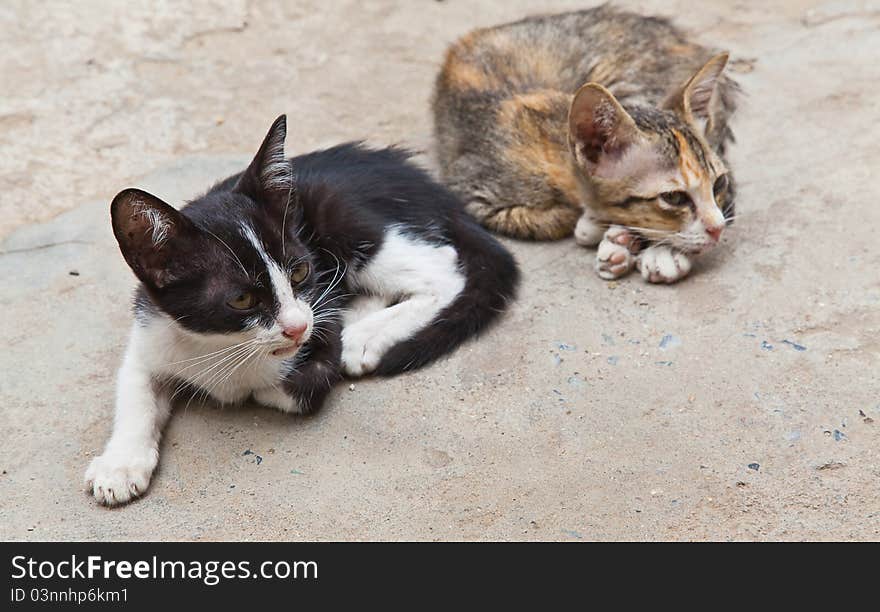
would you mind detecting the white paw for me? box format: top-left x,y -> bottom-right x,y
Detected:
341,324 -> 384,377
84,447 -> 158,506
574,214 -> 604,247
595,226 -> 638,280
342,295 -> 388,328
638,245 -> 692,284
254,386 -> 302,414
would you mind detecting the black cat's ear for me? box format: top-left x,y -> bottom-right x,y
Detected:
568,83 -> 642,171
234,115 -> 291,202
111,188 -> 200,289
664,53 -> 729,131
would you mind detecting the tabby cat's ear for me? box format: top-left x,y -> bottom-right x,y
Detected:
111,188 -> 200,289
665,53 -> 729,130
568,83 -> 642,171
234,114 -> 292,203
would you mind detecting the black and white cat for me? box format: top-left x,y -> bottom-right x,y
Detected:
85,116 -> 519,505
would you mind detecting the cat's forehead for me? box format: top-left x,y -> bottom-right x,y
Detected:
238,219 -> 308,268
632,108 -> 723,176
187,194 -> 308,277
594,109 -> 725,200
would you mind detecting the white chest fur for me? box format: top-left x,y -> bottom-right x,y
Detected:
132,318 -> 289,404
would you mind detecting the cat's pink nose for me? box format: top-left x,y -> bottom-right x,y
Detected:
281,323 -> 307,342
706,226 -> 723,242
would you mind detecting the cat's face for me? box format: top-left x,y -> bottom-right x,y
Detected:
569,54 -> 734,254
112,116 -> 321,358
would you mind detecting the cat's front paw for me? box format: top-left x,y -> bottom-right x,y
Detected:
341,325 -> 384,377
638,245 -> 692,284
595,226 -> 638,280
271,361 -> 339,413
574,214 -> 604,247
84,446 -> 158,506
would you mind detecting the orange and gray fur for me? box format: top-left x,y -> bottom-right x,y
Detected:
433,5 -> 740,283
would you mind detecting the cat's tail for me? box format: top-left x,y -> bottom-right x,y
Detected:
374,217 -> 519,376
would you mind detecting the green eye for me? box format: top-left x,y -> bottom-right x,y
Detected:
660,191 -> 691,206
713,174 -> 729,197
290,261 -> 309,284
227,291 -> 258,310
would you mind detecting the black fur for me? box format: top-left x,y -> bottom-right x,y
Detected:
267,142 -> 520,375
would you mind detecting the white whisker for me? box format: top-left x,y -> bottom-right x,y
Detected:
203,228 -> 249,276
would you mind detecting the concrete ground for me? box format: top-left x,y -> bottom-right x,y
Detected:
1,0 -> 878,541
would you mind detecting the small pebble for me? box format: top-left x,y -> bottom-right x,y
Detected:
748,463 -> 760,471
348,384 -> 355,391
659,334 -> 681,350
242,449 -> 262,464
782,339 -> 807,351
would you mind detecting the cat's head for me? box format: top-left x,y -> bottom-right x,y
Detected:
112,115 -> 320,358
568,53 -> 734,253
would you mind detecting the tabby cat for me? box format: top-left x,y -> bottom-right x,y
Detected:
433,5 -> 739,283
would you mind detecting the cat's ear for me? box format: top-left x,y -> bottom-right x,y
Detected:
568,83 -> 642,171
234,114 -> 292,203
664,53 -> 729,130
111,188 -> 200,289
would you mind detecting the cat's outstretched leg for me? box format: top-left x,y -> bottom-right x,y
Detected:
637,244 -> 692,284
342,295 -> 451,377
341,234 -> 465,377
595,225 -> 639,280
85,328 -> 170,506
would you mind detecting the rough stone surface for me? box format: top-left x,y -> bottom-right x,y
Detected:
1,1 -> 878,540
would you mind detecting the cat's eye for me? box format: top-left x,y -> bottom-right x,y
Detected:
660,191 -> 691,207
227,292 -> 259,311
713,174 -> 729,196
290,261 -> 310,284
